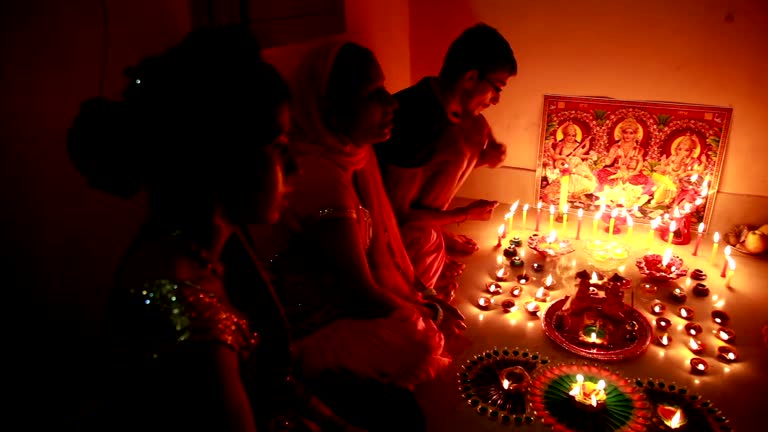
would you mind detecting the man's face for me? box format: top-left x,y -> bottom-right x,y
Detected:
461,70 -> 511,118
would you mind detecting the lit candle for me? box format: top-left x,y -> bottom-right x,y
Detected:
690,357 -> 709,375
667,220 -> 677,248
534,287 -> 550,302
497,224 -> 505,247
657,332 -> 671,347
592,211 -> 602,239
626,215 -> 633,241
710,232 -> 720,265
559,164 -> 570,213
524,301 -> 540,315
507,200 -> 519,233
687,336 -> 704,354
608,208 -> 618,240
692,223 -> 705,256
561,204 -> 569,234
720,245 -> 732,278
576,209 -> 584,240
549,205 -> 555,233
535,201 -> 542,232
496,255 -> 509,281
647,217 -> 660,250
522,203 -> 529,231
725,256 -> 736,288
658,405 -> 687,429
477,296 -> 493,310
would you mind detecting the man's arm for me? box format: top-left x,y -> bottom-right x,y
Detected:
383,164 -> 497,227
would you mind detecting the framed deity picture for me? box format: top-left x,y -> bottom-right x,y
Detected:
536,95 -> 732,228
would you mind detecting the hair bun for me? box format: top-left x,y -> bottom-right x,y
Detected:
67,97 -> 143,198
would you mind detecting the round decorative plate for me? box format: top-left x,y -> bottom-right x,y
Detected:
529,363 -> 652,432
542,297 -> 653,361
633,378 -> 732,431
528,233 -> 575,258
458,347 -> 548,426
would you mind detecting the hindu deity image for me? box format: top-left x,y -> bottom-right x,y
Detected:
537,96 -> 731,225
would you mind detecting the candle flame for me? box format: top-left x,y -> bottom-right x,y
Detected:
728,352 -> 735,360
688,337 -> 698,349
610,208 -> 618,217
576,374 -> 584,383
577,208 -> 584,218
536,287 -> 545,298
547,230 -> 557,243
697,362 -> 705,370
727,256 -> 736,270
537,201 -> 542,209
591,393 -> 597,407
673,207 -> 681,218
498,224 -> 505,236
545,274 -> 553,286
713,232 -> 720,243
549,204 -> 555,215
502,378 -> 510,389
698,223 -> 705,233
671,409 -> 683,428
690,174 -> 698,182
523,203 -> 529,211
701,180 -> 709,196
590,272 -> 599,283
662,248 -> 673,266
497,255 -> 503,266
591,332 -> 597,342
669,220 -> 677,232
662,334 -> 669,345
563,204 -> 569,213
594,211 -> 602,220
596,380 -> 605,390
510,200 -> 519,212
681,308 -> 689,318
651,217 -> 660,229
719,330 -> 729,339
724,245 -> 732,257
627,215 -> 633,226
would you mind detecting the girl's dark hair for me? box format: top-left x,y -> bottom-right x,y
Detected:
67,26 -> 290,200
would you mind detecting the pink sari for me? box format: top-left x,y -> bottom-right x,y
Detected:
275,41 -> 450,390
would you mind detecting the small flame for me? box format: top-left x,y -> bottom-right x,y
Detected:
662,248 -> 673,266
671,409 -> 683,428
727,256 -> 736,271
713,232 -> 720,243
497,255 -> 503,266
577,208 -> 584,218
523,203 -> 529,212
627,215 -> 633,227
596,380 -> 605,390
728,352 -> 736,360
719,330 -> 730,340
610,208 -> 618,218
591,393 -> 597,407
724,245 -> 732,257
547,230 -> 557,243
688,337 -> 699,349
502,379 -> 510,389
545,274 -> 554,286
661,334 -> 669,345
498,224 -> 505,236
549,204 -> 555,215
536,287 -> 545,298
690,174 -> 698,182
563,204 -> 569,213
681,308 -> 689,318
537,201 -> 542,209
510,200 -> 519,213
669,220 -> 677,233
594,211 -> 602,220
651,217 -> 660,229
698,222 -> 705,233
591,332 -> 597,342
590,272 -> 599,283
700,180 -> 709,196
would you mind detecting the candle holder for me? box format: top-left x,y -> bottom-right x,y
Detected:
495,266 -> 511,281
678,306 -> 695,320
656,404 -> 688,430
690,269 -> 707,281
684,322 -> 703,337
510,285 -> 523,297
503,245 -> 518,259
524,301 -> 541,316
477,296 -> 494,310
498,366 -> 531,394
711,310 -> 730,326
635,253 -> 688,281
656,332 -> 672,347
650,302 -> 666,315
534,288 -> 551,302
509,256 -> 525,268
715,327 -> 736,343
670,288 -> 687,304
686,337 -> 705,355
655,317 -> 671,331
691,283 -> 709,297
583,239 -> 631,272
716,346 -> 739,363
501,299 -> 517,313
639,282 -> 658,295
569,378 -> 607,413
516,272 -> 531,284
486,281 -> 504,295
527,233 -> 574,257
531,262 -> 544,273
509,236 -> 522,247
689,357 -> 709,375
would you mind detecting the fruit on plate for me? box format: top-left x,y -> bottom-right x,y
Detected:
759,224 -> 768,236
743,230 -> 768,254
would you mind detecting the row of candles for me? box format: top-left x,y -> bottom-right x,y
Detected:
498,201 -> 738,287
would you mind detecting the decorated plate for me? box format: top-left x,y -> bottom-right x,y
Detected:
633,378 -> 733,431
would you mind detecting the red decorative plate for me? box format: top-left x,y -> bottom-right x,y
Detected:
542,297 -> 653,361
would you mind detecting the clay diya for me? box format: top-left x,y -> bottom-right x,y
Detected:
686,337 -> 705,355
692,283 -> 709,297
711,310 -> 730,326
510,285 -> 523,297
509,256 -> 525,268
670,288 -> 687,303
635,253 -> 688,281
516,272 -> 531,284
716,346 -> 739,363
531,263 -> 544,273
684,322 -> 703,337
690,268 -> 707,281
678,306 -> 695,320
715,327 -> 736,343
656,332 -> 672,347
690,357 -> 709,375
650,302 -> 666,315
655,317 -> 672,331
503,245 -> 518,259
657,405 -> 687,429
501,299 -> 517,313
477,296 -> 494,310
524,301 -> 541,316
486,281 -> 504,295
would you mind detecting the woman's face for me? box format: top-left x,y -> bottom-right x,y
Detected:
621,127 -> 637,144
335,57 -> 397,146
225,103 -> 296,225
564,128 -> 577,144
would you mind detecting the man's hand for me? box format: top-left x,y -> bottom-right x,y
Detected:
462,199 -> 498,222
481,140 -> 507,168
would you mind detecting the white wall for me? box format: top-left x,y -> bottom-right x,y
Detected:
408,0 -> 768,231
